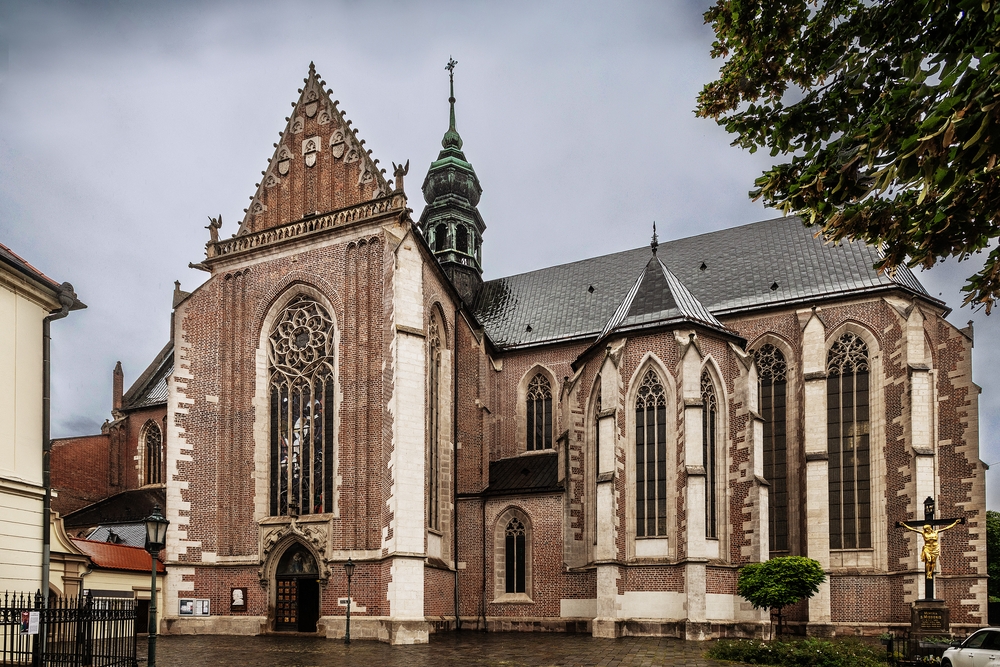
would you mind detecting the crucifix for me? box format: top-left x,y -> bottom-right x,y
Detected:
896,496 -> 965,600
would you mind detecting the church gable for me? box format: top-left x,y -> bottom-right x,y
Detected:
237,63 -> 391,236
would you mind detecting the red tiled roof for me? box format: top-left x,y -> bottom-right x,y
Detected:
71,539 -> 165,573
0,241 -> 61,291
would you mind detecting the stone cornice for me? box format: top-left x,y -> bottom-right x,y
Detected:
206,193 -> 406,265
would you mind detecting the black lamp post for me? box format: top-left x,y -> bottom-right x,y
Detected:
344,558 -> 355,645
924,496 -> 935,522
144,504 -> 169,667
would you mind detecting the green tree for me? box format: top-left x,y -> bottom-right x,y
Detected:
988,510 -> 1000,600
697,0 -> 1000,311
737,556 -> 826,637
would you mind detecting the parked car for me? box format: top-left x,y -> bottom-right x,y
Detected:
942,629 -> 1000,666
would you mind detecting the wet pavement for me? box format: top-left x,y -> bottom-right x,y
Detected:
138,632 -> 747,666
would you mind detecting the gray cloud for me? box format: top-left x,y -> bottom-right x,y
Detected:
2,0 -> 995,505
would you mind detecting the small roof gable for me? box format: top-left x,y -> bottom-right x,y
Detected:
474,215 -> 936,349
236,63 -> 391,236
122,342 -> 172,410
599,254 -> 729,340
71,539 -> 165,573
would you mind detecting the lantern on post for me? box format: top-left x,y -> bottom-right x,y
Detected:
344,558 -> 355,645
144,504 -> 169,667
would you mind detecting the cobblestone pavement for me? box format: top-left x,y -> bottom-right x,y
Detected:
138,632 -> 747,666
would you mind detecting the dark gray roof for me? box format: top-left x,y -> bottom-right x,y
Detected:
87,524 -> 147,548
64,487 -> 166,529
486,452 -> 561,496
122,343 -> 172,410
599,255 -> 729,340
473,216 -> 933,349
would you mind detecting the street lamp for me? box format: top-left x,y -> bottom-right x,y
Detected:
344,558 -> 355,645
144,504 -> 169,667
924,496 -> 935,522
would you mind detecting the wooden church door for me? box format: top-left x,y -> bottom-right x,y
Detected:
274,545 -> 320,632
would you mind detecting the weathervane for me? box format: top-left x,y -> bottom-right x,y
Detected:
446,57 -> 458,100
651,221 -> 659,255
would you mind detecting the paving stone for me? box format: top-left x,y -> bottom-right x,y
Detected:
139,633 -> 749,666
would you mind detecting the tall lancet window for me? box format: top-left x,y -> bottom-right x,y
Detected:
268,296 -> 336,517
635,369 -> 667,537
701,372 -> 719,539
526,374 -> 553,451
827,332 -> 871,549
505,517 -> 526,594
754,344 -> 788,552
427,312 -> 442,531
143,421 -> 163,485
593,385 -> 601,546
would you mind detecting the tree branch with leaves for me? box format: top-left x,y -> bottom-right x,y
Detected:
697,0 -> 1000,311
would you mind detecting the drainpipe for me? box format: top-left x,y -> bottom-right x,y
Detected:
453,306 -> 461,631
42,283 -> 83,638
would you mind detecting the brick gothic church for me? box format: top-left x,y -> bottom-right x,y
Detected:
107,63 -> 984,643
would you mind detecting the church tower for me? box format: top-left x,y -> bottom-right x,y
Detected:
420,59 -> 485,304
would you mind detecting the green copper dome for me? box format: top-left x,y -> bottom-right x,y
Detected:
420,58 -> 486,304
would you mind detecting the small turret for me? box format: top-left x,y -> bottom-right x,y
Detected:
420,58 -> 486,304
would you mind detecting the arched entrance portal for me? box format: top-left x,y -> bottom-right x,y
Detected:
274,544 -> 320,632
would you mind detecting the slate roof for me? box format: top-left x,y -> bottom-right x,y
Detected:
486,451 -> 562,496
122,343 -> 172,410
71,539 -> 165,573
63,487 -> 166,529
473,215 -> 934,349
599,255 -> 730,340
88,523 -> 147,548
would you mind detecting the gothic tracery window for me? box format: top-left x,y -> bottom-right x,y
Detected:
427,312 -> 442,531
505,517 -> 526,594
526,374 -> 553,451
701,372 -> 719,539
268,295 -> 336,517
827,332 -> 871,550
143,421 -> 163,485
754,344 -> 788,552
635,369 -> 667,537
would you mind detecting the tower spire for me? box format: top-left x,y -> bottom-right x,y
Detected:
420,58 -> 485,304
442,57 -> 462,149
651,221 -> 659,255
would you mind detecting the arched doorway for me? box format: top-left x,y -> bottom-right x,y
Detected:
274,544 -> 320,632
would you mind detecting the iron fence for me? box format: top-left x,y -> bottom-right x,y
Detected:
0,591 -> 137,667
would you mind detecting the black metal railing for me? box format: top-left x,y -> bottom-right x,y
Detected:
0,591 -> 137,667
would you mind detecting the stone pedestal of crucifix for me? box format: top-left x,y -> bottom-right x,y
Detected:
896,496 -> 965,642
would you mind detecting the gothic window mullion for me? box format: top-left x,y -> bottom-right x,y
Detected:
635,369 -> 666,538
827,332 -> 871,550
268,296 -> 336,518
753,343 -> 788,552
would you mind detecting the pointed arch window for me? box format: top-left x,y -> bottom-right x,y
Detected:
526,374 -> 553,451
827,332 -> 871,549
505,517 -> 527,594
754,344 -> 788,552
635,369 -> 667,537
702,372 -> 719,539
456,225 -> 469,255
143,421 -> 163,485
427,312 -> 442,531
268,296 -> 336,517
592,385 -> 601,546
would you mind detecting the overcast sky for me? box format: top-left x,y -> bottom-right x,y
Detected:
1,0 -> 997,508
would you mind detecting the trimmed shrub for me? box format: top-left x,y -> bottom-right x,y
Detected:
706,637 -> 890,667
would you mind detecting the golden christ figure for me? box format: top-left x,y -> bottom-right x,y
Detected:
898,518 -> 964,579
